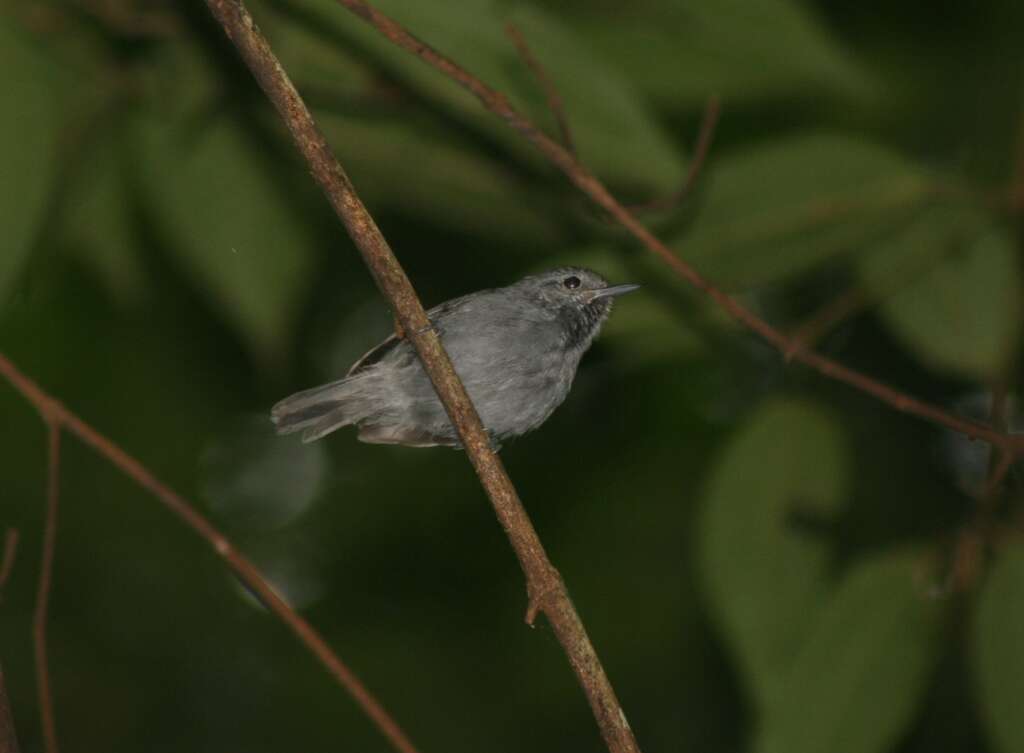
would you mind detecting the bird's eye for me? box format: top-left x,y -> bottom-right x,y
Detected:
562,276 -> 581,290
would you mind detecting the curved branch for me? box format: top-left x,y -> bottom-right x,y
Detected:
201,2 -> 642,752
0,353 -> 420,753
333,0 -> 1022,457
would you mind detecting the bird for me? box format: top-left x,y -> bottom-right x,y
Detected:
271,267 -> 639,448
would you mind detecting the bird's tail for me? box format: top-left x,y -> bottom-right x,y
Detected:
271,376 -> 368,443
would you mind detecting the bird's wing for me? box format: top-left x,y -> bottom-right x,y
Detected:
346,334 -> 401,377
345,293 -> 478,378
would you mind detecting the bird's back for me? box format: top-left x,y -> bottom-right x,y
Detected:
370,290 -> 574,444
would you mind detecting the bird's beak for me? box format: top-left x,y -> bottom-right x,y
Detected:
587,283 -> 641,302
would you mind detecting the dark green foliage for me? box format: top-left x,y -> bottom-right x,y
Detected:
1,0 -> 1022,752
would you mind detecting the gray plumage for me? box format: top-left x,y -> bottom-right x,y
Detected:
271,267 -> 638,448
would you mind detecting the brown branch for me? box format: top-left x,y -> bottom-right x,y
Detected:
0,664 -> 21,753
0,353 -> 421,753
332,0 -> 1023,458
33,423 -> 60,753
0,530 -> 18,596
628,95 -> 721,212
504,23 -> 576,156
201,2 -> 641,752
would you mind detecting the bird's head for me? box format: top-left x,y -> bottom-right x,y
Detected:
518,267 -> 640,350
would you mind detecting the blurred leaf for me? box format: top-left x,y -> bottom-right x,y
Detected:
858,204 -> 1021,380
551,0 -> 871,109
754,551 -> 942,753
699,399 -> 848,709
59,122 -> 147,305
973,546 -> 1024,753
264,0 -> 564,244
0,19 -> 68,304
136,113 -> 316,362
317,112 -> 563,245
257,0 -> 392,101
142,36 -> 225,123
502,4 -> 685,190
274,0 -> 686,192
677,133 -> 930,289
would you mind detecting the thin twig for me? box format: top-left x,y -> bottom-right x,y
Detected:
504,24 -> 720,214
504,23 -> 575,156
946,387 -> 1016,593
0,664 -> 21,753
980,385 -> 1013,502
0,531 -> 18,596
0,353 -> 421,753
628,95 -> 721,212
33,423 -> 60,753
785,286 -> 870,359
201,2 -> 641,752
332,0 -> 1023,458
980,450 -> 1015,501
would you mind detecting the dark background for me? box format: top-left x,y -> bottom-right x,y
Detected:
1,1 -> 1023,752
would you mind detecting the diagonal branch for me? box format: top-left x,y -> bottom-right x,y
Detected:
504,22 -> 719,213
785,286 -> 869,359
333,0 -> 1023,457
628,95 -> 721,212
201,2 -> 641,752
0,353 -> 420,753
504,23 -> 576,156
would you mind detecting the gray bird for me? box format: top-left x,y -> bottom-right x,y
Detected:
271,267 -> 639,447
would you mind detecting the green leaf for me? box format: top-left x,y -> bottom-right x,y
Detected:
255,0 -> 378,101
59,123 -> 147,305
858,204 -> 1021,380
274,0 -> 686,192
316,112 -> 564,245
699,399 -> 848,709
550,0 -> 871,109
973,546 -> 1024,753
265,1 -> 563,244
754,551 -> 942,753
676,132 -> 930,290
0,19 -> 68,305
501,4 -> 685,191
136,113 -> 316,362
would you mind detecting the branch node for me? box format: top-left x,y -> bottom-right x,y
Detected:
525,566 -> 563,627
